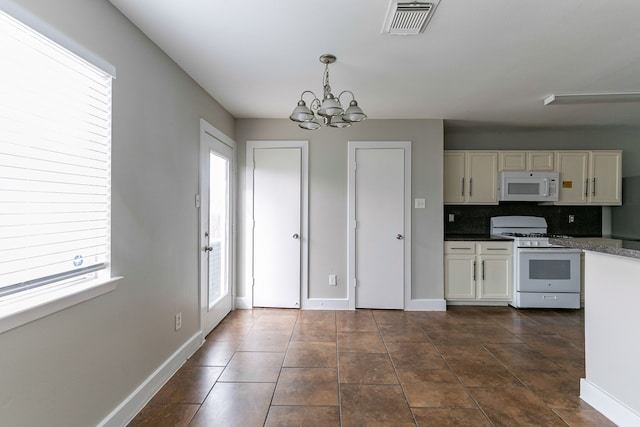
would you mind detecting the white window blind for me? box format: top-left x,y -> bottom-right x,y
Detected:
0,10 -> 112,297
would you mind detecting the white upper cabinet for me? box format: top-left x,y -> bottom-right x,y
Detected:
556,151 -> 589,204
444,151 -> 498,205
447,149 -> 622,206
499,151 -> 527,171
527,151 -> 555,171
444,151 -> 466,204
499,151 -> 555,171
590,151 -> 622,205
556,150 -> 621,205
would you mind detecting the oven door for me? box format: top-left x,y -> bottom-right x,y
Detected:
517,248 -> 581,292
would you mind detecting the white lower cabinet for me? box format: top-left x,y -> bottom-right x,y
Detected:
444,241 -> 513,304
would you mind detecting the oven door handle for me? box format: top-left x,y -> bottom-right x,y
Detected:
518,248 -> 581,254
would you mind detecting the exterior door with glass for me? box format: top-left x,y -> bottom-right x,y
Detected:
200,124 -> 234,335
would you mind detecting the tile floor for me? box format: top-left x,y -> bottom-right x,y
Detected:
128,306 -> 615,426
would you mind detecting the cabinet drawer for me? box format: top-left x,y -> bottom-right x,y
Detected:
516,292 -> 580,309
478,242 -> 512,254
444,241 -> 476,254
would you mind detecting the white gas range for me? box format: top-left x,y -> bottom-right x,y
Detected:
490,216 -> 582,309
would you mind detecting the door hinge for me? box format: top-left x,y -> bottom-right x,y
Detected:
195,194 -> 201,208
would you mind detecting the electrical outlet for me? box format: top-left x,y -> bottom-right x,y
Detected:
175,312 -> 182,331
569,215 -> 575,223
448,213 -> 455,222
329,274 -> 337,286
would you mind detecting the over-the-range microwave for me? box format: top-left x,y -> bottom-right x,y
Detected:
499,171 -> 559,202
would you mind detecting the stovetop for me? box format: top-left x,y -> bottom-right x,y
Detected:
489,216 -> 572,247
500,232 -> 548,238
493,233 -> 557,247
497,232 -> 572,239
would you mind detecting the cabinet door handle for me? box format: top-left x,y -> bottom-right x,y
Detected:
451,247 -> 473,250
472,261 -> 476,281
461,178 -> 465,197
481,260 -> 485,280
592,177 -> 596,196
469,178 -> 473,197
486,248 -> 507,251
584,178 -> 589,198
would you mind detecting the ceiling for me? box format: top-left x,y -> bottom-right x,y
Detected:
107,0 -> 640,129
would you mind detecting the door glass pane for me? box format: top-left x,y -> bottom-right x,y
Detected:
208,151 -> 229,308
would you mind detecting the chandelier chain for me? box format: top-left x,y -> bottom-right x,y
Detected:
323,64 -> 332,99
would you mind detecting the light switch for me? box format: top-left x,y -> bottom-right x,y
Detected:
329,275 -> 337,286
414,198 -> 426,209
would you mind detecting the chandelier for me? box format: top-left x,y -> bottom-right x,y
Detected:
289,54 -> 367,130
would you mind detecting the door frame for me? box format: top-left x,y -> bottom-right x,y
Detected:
245,140 -> 309,308
347,141 -> 412,310
199,119 -> 236,336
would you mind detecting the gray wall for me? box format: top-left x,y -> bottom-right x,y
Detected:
445,126 -> 640,176
235,119 -> 444,302
0,1 -> 234,426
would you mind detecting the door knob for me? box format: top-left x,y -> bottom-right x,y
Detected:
292,234 -> 300,239
396,234 -> 404,240
204,246 -> 213,252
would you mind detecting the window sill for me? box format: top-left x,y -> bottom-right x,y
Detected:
0,276 -> 122,334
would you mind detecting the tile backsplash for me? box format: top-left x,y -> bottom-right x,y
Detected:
444,203 -> 602,236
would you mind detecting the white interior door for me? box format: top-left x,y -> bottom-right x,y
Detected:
251,147 -> 302,308
200,122 -> 234,335
349,142 -> 411,309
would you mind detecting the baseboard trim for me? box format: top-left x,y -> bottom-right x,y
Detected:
303,298 -> 350,310
580,378 -> 640,427
97,331 -> 203,427
234,296 -> 251,309
406,299 -> 447,311
446,301 -> 510,306
301,298 -> 447,311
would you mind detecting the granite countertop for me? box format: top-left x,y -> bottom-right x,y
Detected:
549,237 -> 640,260
445,234 -> 511,242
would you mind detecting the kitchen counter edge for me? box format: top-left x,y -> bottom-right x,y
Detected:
549,237 -> 640,260
445,235 -> 511,242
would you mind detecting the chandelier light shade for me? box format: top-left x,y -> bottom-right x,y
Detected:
290,100 -> 314,122
289,54 -> 367,130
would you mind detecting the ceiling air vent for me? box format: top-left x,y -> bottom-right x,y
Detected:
382,1 -> 440,35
